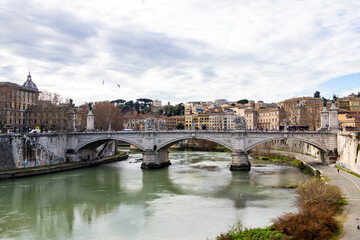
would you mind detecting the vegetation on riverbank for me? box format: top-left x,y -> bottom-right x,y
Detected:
216,178 -> 345,240
251,154 -> 315,176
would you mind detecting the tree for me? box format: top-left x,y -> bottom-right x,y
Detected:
237,99 -> 249,104
176,123 -> 184,130
125,100 -> 134,108
110,99 -> 126,105
0,85 -> 12,129
314,91 -> 321,98
134,101 -> 140,113
37,90 -> 73,132
93,101 -> 123,131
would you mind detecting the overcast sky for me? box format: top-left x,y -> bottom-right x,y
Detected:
1,0 -> 359,105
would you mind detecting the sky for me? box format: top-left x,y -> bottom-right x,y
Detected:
0,0 -> 359,106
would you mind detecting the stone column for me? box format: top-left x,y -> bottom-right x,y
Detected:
328,103 -> 339,131
318,150 -> 327,164
141,149 -> 171,169
230,151 -> 251,171
86,110 -> 94,131
69,109 -> 76,131
320,107 -> 329,130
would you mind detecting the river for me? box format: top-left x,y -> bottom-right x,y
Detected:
0,149 -> 310,240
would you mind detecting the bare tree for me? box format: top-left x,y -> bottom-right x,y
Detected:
0,85 -> 12,129
93,101 -> 123,131
36,90 -> 73,132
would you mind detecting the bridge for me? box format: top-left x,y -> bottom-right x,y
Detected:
66,130 -> 338,171
0,105 -> 340,171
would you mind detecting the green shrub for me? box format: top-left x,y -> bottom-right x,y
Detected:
232,227 -> 285,240
291,160 -> 302,167
302,168 -> 311,175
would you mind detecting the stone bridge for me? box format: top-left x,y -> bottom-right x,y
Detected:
66,130 -> 338,170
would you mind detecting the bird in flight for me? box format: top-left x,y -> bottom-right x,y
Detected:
102,80 -> 105,85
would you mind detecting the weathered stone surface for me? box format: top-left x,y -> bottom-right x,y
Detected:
141,161 -> 171,170
0,137 -> 15,170
337,132 -> 360,174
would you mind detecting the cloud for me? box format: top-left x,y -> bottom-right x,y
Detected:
0,0 -> 360,105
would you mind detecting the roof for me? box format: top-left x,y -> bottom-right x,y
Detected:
22,72 -> 38,90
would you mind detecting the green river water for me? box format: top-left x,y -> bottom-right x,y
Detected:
0,149 -> 310,240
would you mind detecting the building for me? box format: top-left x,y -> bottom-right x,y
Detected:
338,112 -> 360,130
245,108 -> 257,130
256,107 -> 285,130
123,115 -> 143,130
185,115 -> 194,129
337,99 -> 350,111
209,114 -> 223,130
165,115 -> 185,130
214,99 -> 227,105
244,107 -> 285,130
278,97 -> 323,130
255,101 -> 277,109
349,99 -> 360,112
0,73 -> 40,131
337,93 -> 360,112
223,115 -> 235,130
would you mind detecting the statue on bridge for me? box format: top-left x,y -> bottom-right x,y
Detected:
321,97 -> 328,107
157,119 -> 167,131
332,94 -> 338,104
88,102 -> 93,111
144,117 -> 156,131
234,116 -> 246,130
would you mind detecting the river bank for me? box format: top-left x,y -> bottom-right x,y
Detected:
0,152 -> 128,181
229,149 -> 360,240
250,153 -> 320,178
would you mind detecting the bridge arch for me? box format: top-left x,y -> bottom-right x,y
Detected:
245,136 -> 328,153
157,136 -> 233,151
76,136 -> 145,152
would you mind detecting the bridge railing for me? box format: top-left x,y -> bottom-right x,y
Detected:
67,129 -> 334,134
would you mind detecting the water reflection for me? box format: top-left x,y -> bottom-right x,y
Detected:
0,150 -> 310,240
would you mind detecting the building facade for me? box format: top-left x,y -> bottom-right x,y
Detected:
278,97 -> 322,130
0,73 -> 40,131
165,115 -> 185,130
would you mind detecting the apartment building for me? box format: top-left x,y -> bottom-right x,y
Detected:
165,115 -> 185,130
0,73 -> 40,131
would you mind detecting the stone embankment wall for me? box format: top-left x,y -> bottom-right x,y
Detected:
0,134 -> 67,170
0,137 -> 16,170
337,132 -> 360,174
251,138 -> 320,161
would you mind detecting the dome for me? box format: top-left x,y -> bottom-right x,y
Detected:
23,72 -> 38,90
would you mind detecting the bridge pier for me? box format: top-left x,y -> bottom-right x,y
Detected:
230,151 -> 251,171
141,149 -> 171,170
